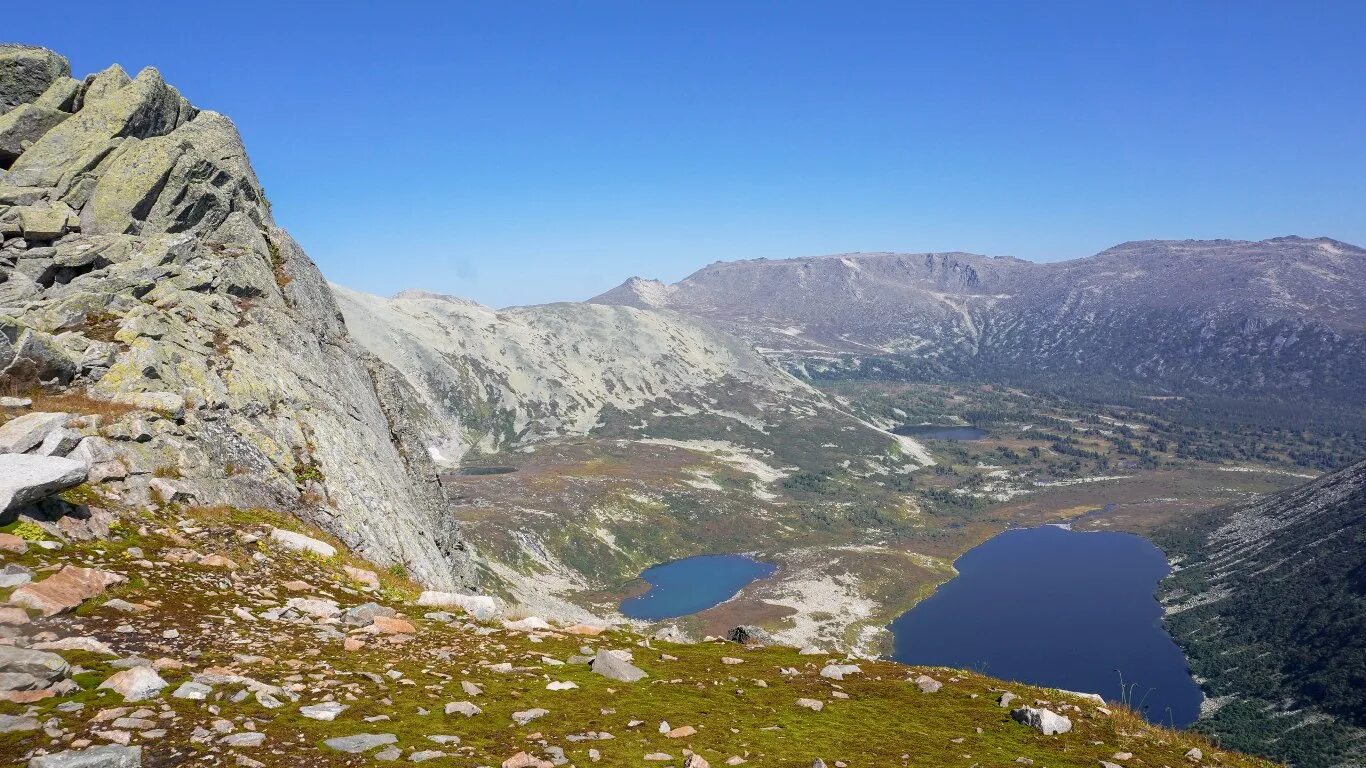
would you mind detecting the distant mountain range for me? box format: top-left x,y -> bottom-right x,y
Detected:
593,237 -> 1366,402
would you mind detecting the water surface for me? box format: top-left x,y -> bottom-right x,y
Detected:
888,525 -> 1201,726
892,424 -> 987,440
620,554 -> 776,620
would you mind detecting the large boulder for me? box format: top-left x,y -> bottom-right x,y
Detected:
8,565 -> 125,616
0,454 -> 86,512
0,104 -> 69,165
0,45 -> 70,115
98,666 -> 167,702
0,411 -> 71,453
589,649 -> 648,682
1010,706 -> 1072,735
0,646 -> 70,684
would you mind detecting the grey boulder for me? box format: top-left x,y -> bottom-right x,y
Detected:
1011,706 -> 1072,735
590,649 -> 647,682
0,454 -> 87,511
0,411 -> 71,453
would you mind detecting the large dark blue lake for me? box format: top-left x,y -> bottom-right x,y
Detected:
888,525 -> 1202,727
620,554 -> 776,621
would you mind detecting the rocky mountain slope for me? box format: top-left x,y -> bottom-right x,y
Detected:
1154,460 -> 1366,768
333,288 -> 818,462
592,238 -> 1366,402
0,474 -> 1276,768
0,45 -> 474,589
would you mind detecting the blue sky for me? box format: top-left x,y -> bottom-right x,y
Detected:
24,1 -> 1366,307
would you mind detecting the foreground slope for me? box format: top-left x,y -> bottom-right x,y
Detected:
593,239 -> 1366,403
0,45 -> 473,588
0,485 -> 1276,768
1155,460 -> 1366,768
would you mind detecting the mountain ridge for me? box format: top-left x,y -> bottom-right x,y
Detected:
591,236 -> 1366,401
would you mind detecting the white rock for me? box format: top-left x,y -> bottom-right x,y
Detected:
415,591 -> 499,619
301,702 -> 347,721
269,528 -> 336,558
819,664 -> 860,681
98,666 -> 168,702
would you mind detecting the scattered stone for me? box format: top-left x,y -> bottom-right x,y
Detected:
172,682 -> 211,700
0,713 -> 39,733
8,566 -> 126,616
547,681 -> 578,690
415,591 -> 499,619
512,708 -> 549,726
98,667 -> 167,702
323,734 -> 398,753
269,528 -> 336,558
220,732 -> 265,747
1186,748 -> 1203,762
684,755 -> 710,768
33,637 -> 116,655
445,701 -> 482,717
644,754 -> 672,762
819,664 -> 860,680
461,680 -> 482,696
913,674 -> 942,693
369,615 -> 416,634
301,702 -> 347,721
0,533 -> 29,554
1010,706 -> 1072,735
343,565 -> 380,587
502,752 -> 553,768
666,725 -> 696,738
796,698 -> 824,712
0,646 -> 70,683
998,692 -> 1017,708
343,602 -> 396,626
28,745 -> 142,768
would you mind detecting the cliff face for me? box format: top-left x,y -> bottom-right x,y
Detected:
0,45 -> 475,590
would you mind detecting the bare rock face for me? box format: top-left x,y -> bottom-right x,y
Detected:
0,49 -> 476,591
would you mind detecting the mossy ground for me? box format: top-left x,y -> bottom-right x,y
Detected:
0,500 -> 1276,768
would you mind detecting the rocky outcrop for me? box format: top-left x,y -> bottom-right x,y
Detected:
0,48 -> 475,591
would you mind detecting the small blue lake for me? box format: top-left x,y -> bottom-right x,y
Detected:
888,525 -> 1202,727
620,554 -> 776,621
893,424 -> 987,440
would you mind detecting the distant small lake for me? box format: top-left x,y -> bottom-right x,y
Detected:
892,424 -> 987,441
620,554 -> 776,621
454,466 -> 517,476
888,525 -> 1201,727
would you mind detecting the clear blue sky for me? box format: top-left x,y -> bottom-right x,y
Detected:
23,1 -> 1366,307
